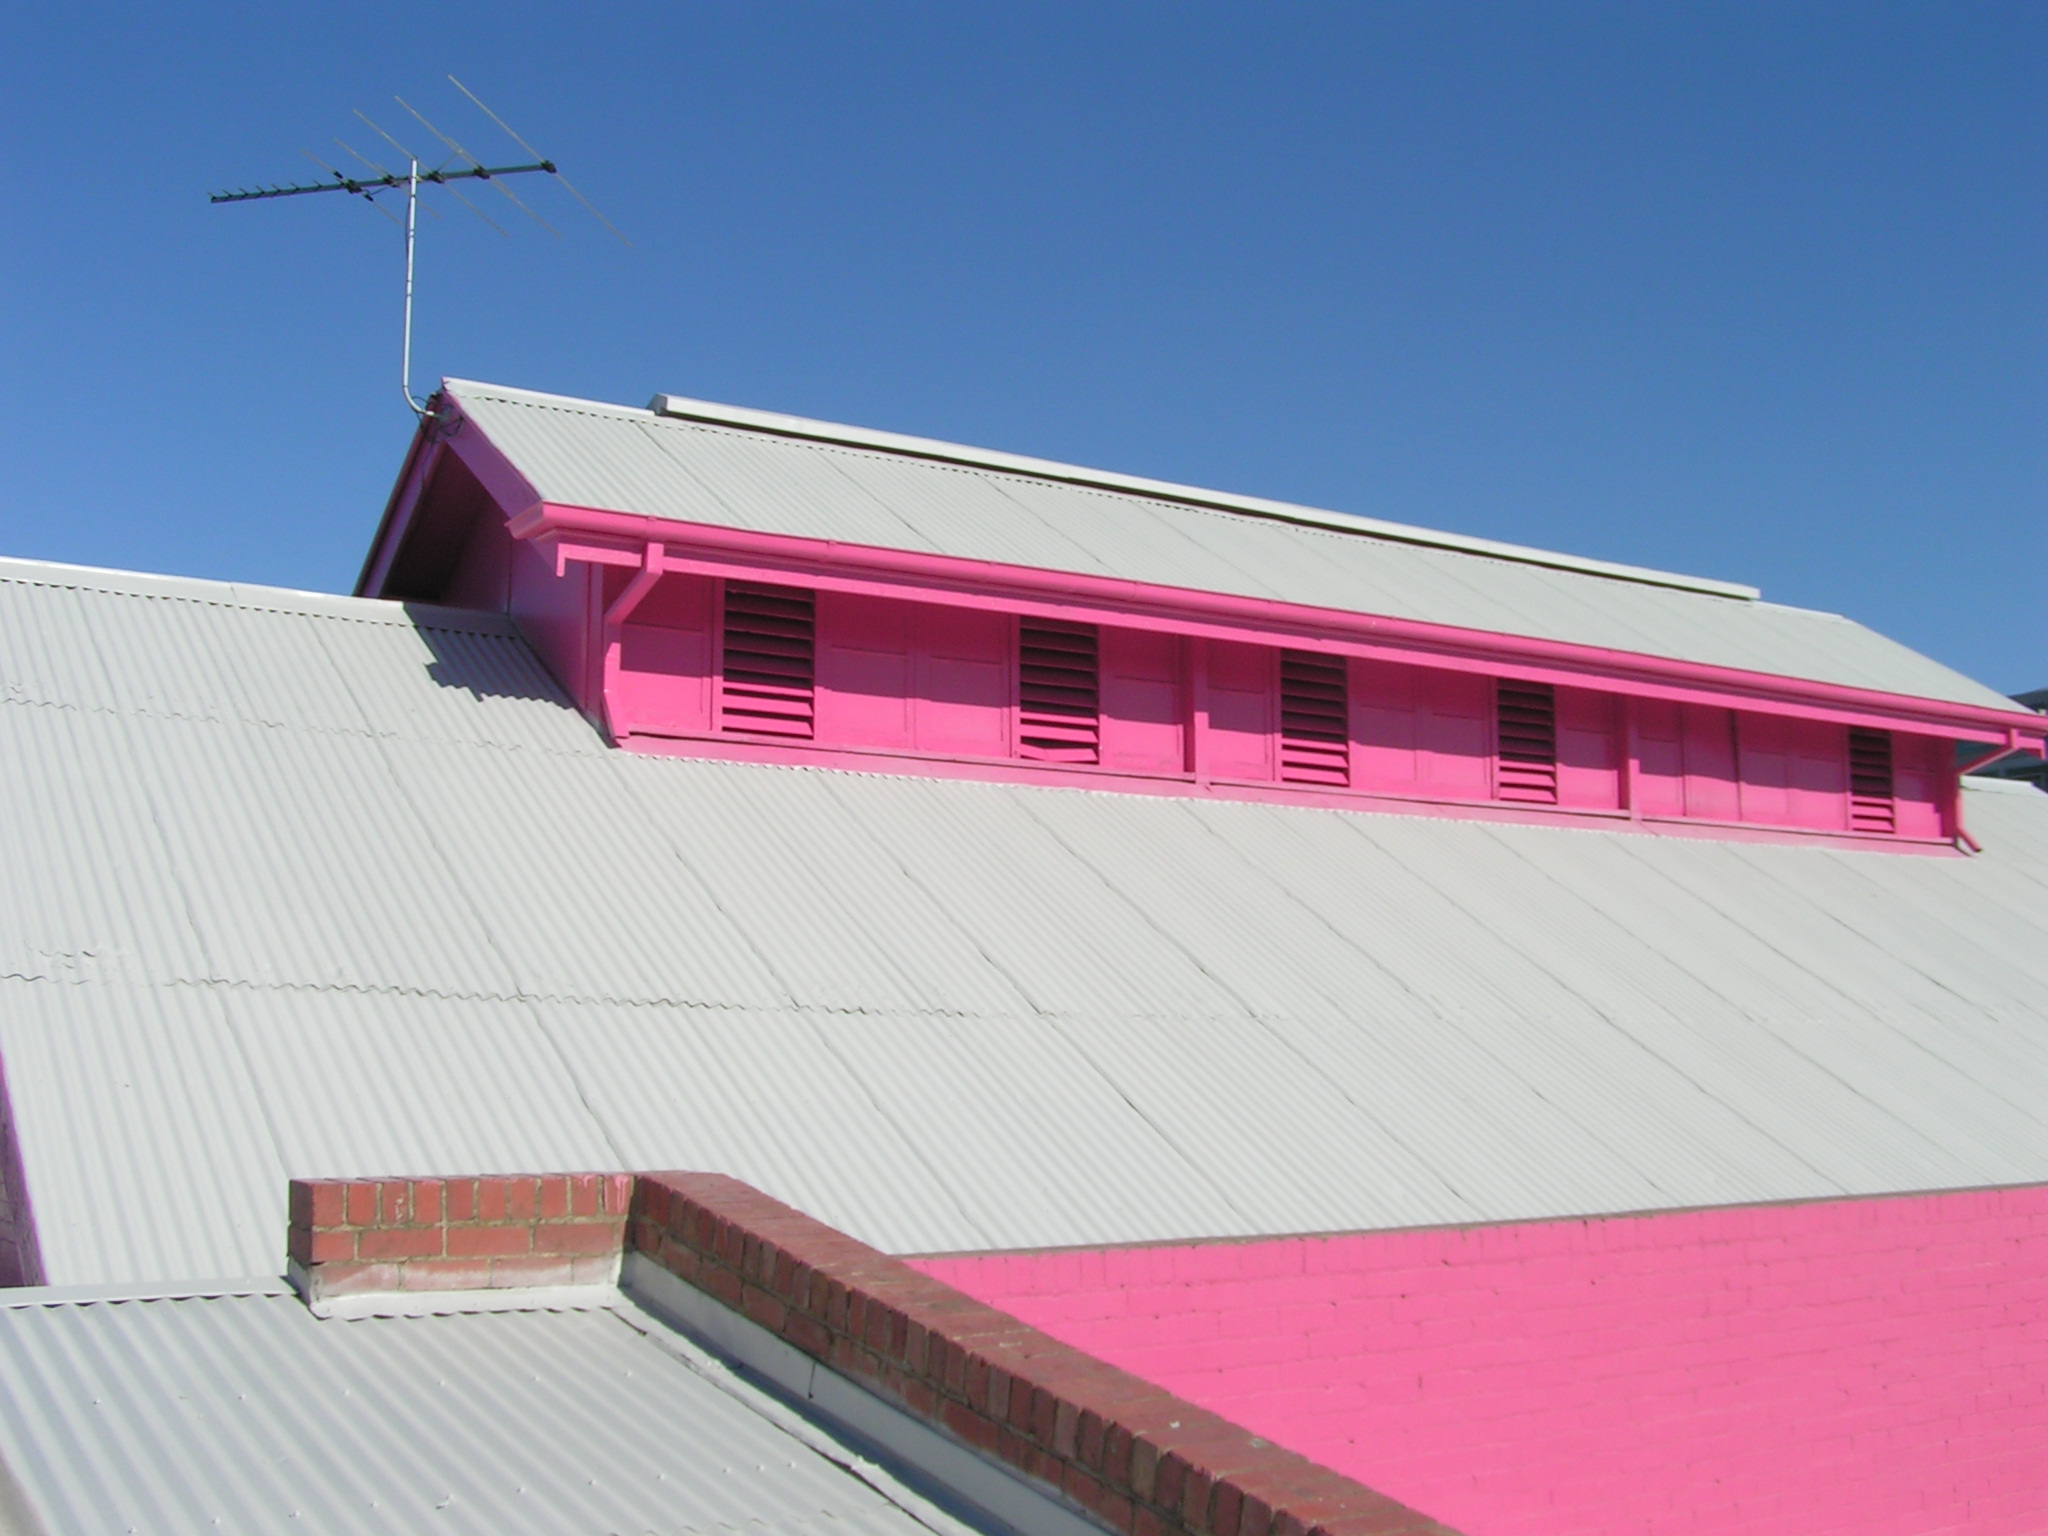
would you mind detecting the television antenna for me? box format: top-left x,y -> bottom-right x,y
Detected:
211,77 -> 625,418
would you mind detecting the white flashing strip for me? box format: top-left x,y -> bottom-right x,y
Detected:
283,1257 -> 625,1319
0,1276 -> 293,1308
305,1282 -> 624,1321
641,390 -> 1761,602
621,1253 -> 1105,1536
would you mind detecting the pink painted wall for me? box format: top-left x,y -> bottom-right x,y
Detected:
914,1185 -> 2048,1536
455,518 -> 1968,847
1100,628 -> 1186,773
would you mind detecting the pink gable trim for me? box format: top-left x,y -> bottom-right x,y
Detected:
914,1184 -> 2048,1536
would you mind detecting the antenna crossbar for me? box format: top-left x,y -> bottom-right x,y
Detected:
215,83 -> 623,419
210,161 -> 554,204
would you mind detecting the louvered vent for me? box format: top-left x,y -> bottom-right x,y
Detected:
1848,728 -> 1896,833
720,581 -> 815,739
1018,620 -> 1099,763
1280,651 -> 1350,786
1495,680 -> 1559,804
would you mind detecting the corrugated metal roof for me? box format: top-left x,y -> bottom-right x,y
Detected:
445,381 -> 2014,710
0,1288 -> 1000,1536
5,559 -> 2048,1284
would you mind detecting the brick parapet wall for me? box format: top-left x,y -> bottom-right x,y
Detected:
288,1173 -> 632,1300
630,1171 -> 1455,1536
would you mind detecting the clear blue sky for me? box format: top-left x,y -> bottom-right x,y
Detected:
4,3 -> 2042,691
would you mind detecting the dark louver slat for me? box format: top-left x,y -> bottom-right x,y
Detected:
722,581 -> 815,739
1848,727 -> 1896,834
1496,680 -> 1558,804
1280,651 -> 1349,786
1020,620 -> 1100,764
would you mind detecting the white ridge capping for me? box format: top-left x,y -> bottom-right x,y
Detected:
645,391 -> 1762,602
621,1251 -> 1106,1536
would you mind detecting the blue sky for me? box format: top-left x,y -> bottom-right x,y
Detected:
3,3 -> 2041,690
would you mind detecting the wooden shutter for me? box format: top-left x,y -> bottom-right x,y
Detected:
720,581 -> 815,739
1495,681 -> 1559,804
1279,651 -> 1349,786
1018,619 -> 1100,763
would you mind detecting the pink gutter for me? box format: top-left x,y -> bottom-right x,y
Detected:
510,499 -> 2044,749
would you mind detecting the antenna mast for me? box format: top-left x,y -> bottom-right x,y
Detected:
211,81 -> 623,417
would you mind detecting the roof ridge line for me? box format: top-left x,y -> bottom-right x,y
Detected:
0,554 -> 516,633
438,378 -> 1761,601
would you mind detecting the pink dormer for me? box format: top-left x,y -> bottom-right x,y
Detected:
360,381 -> 2044,850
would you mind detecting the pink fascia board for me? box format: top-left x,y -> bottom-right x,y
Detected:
912,1181 -> 2048,1536
507,500 -> 2044,750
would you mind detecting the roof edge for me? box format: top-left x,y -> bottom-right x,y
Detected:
437,379 -> 1759,601
641,388 -> 1762,602
0,553 -> 517,635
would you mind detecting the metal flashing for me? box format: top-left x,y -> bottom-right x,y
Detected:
0,1276 -> 291,1309
0,554 -> 516,634
624,1253 -> 1104,1536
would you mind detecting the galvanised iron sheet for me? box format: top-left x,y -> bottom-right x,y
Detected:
447,381 -> 2012,709
3,561 -> 2047,1283
0,1289 -> 995,1536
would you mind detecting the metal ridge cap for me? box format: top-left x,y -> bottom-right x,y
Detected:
641,390 -> 1761,602
0,553 -> 516,634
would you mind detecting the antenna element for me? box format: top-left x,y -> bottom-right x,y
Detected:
212,85 -> 623,415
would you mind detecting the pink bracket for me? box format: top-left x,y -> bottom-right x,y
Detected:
596,541 -> 667,743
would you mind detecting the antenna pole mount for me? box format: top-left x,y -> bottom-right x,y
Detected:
402,158 -> 422,416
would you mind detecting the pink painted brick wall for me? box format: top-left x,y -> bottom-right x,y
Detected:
913,1185 -> 2048,1536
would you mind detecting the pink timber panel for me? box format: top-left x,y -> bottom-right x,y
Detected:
816,591 -> 914,747
1100,626 -> 1186,773
1639,701 -> 1745,822
1350,660 -> 1491,800
1555,686 -> 1620,810
816,593 -> 1010,756
1205,640 -> 1275,780
1631,698 -> 1687,817
915,605 -> 1011,757
1894,733 -> 1948,840
510,537 -> 599,716
915,1185 -> 2048,1536
1738,712 -> 1849,831
614,574 -> 715,737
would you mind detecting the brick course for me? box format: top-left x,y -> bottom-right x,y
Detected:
629,1172 -> 1454,1536
287,1173 -> 633,1299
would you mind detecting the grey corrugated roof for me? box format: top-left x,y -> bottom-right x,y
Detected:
4,557 -> 2048,1284
444,381 -> 2014,711
0,1286 -> 999,1536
